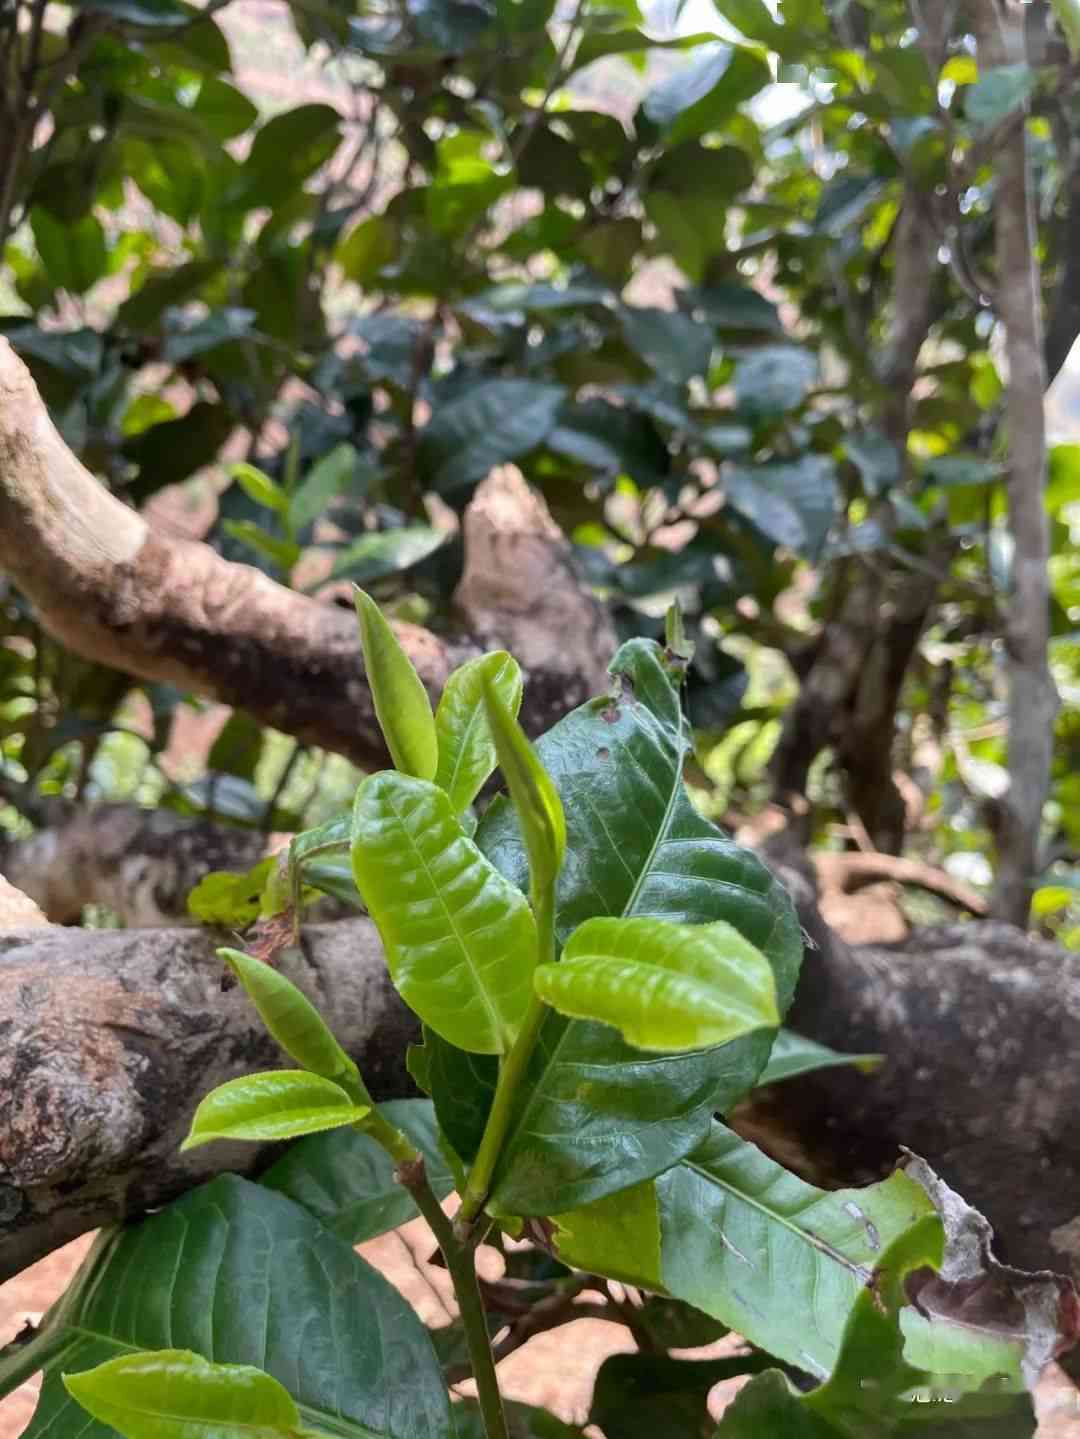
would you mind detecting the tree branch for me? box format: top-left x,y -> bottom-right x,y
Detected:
0,340 -> 615,767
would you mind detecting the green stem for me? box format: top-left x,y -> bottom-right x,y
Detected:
358,1108 -> 419,1167
458,887 -> 555,1230
399,1162 -> 509,1439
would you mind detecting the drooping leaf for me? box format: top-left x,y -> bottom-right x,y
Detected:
63,1349 -> 311,1439
535,916 -> 778,1052
182,1070 -> 369,1150
229,461 -> 289,515
656,1122 -> 936,1380
317,528 -> 445,590
425,639 -> 801,1213
8,1176 -> 450,1439
434,650 -> 523,814
351,771 -> 538,1054
219,947 -> 367,1104
260,1099 -> 455,1243
754,1029 -> 883,1087
354,589 -> 438,781
235,104 -> 342,208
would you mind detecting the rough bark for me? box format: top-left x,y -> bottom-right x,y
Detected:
751,840 -> 1080,1296
974,3 -> 1059,926
0,339 -> 615,765
0,912 -> 418,1285
5,836 -> 1080,1311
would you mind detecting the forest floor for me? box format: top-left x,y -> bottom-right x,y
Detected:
3,1209 -> 1080,1437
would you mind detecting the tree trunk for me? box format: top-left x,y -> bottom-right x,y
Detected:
0,340 -> 615,767
974,2 -> 1059,926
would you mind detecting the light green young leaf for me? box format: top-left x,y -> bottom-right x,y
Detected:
535,916 -> 778,1052
219,948 -> 368,1105
181,1070 -> 370,1150
222,520 -> 301,572
434,650 -> 523,814
482,677 -> 565,907
229,461 -> 290,515
64,1348 -> 317,1439
351,771 -> 538,1054
354,589 -> 438,781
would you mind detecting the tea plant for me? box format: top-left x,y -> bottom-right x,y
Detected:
0,595 -> 1049,1437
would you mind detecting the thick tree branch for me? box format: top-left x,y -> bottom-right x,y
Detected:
0,901 -> 418,1284
973,4 -> 1059,925
0,340 -> 615,767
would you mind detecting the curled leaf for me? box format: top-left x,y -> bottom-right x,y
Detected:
535,916 -> 778,1052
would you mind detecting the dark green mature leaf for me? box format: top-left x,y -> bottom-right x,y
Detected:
966,64 -> 1036,131
688,282 -> 782,333
236,104 -> 341,208
318,528 -> 445,589
181,1070 -> 370,1149
642,43 -> 769,144
755,1029 -> 882,1087
846,428 -> 900,496
10,1177 -> 450,1439
116,258 -> 223,331
420,380 -> 566,491
435,651 -> 523,814
31,208 -> 108,295
123,402 -> 234,498
79,0 -> 189,25
427,639 -> 802,1213
618,305 -> 713,385
590,1352 -> 772,1439
192,77 -> 259,140
261,1099 -> 455,1242
535,916 -> 778,1052
454,1398 -> 586,1438
726,456 -> 839,560
657,1123 -> 935,1380
64,1349 -> 312,1439
351,772 -> 538,1054
336,216 -> 397,284
733,343 -> 816,418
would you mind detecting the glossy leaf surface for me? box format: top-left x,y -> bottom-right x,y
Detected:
536,917 -> 777,1052
437,638 -> 802,1212
261,1099 -> 455,1243
351,772 -> 537,1054
13,1176 -> 450,1439
63,1348 -> 318,1439
354,589 -> 437,781
219,948 -> 367,1104
657,1123 -> 935,1380
182,1070 -> 369,1150
433,650 -> 523,814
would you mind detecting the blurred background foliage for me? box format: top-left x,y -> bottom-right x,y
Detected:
0,0 -> 1078,941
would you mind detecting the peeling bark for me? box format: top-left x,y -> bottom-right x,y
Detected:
0,341 -> 615,766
